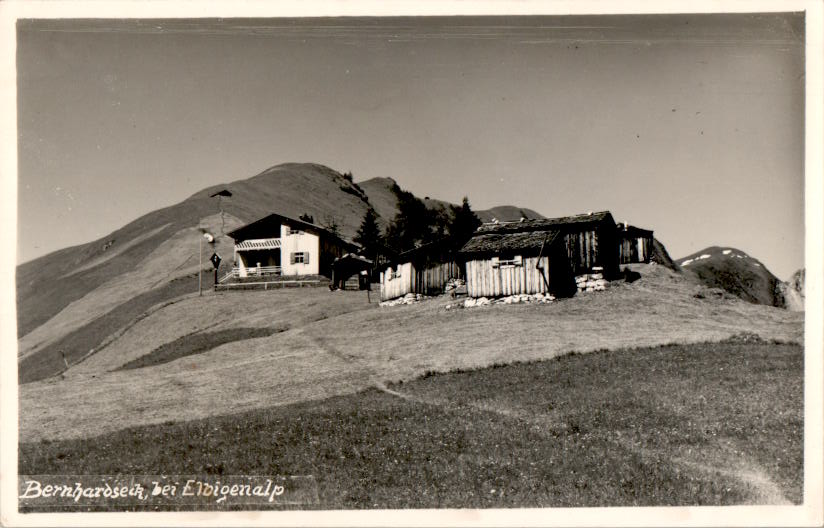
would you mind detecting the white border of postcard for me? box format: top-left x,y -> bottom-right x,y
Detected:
1,1 -> 821,526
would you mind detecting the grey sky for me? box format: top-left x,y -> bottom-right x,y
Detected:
17,14 -> 804,278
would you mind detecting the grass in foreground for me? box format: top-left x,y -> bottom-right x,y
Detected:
19,341 -> 802,510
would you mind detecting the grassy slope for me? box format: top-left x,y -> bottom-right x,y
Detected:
17,164 -> 383,383
17,213 -> 244,383
19,163 -> 547,377
19,341 -> 802,508
16,163 -> 373,339
19,264 -> 803,443
677,246 -> 783,307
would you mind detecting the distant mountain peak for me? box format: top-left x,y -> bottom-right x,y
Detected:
676,246 -> 783,308
679,247 -> 761,268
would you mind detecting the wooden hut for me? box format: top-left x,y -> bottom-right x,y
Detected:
379,238 -> 464,301
459,227 -> 577,299
466,211 -> 619,278
332,253 -> 373,290
617,223 -> 654,264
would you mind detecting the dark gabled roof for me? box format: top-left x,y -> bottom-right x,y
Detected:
475,211 -> 615,235
397,236 -> 463,260
460,229 -> 562,256
618,223 -> 654,237
333,253 -> 373,274
334,253 -> 373,265
227,212 -> 358,250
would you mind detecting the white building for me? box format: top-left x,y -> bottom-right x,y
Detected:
226,213 -> 357,279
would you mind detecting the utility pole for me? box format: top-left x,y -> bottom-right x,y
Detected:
199,232 -> 214,296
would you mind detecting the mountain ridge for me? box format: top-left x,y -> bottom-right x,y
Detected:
675,246 -> 798,309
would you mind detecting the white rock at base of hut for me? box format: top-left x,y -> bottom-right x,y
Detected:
464,298 -> 476,308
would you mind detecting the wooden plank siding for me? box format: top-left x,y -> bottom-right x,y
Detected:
380,262 -> 413,301
380,260 -> 462,301
465,256 -> 551,298
619,235 -> 653,264
562,227 -> 618,278
411,260 -> 462,297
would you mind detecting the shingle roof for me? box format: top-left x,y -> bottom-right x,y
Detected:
619,224 -> 654,237
227,212 -> 358,250
475,211 -> 614,235
460,229 -> 561,256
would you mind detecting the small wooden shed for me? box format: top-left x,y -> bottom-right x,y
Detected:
332,253 -> 373,290
465,211 -> 620,280
617,223 -> 654,264
459,227 -> 577,298
379,238 -> 464,301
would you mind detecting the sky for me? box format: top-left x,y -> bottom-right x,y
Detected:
15,12 -> 805,278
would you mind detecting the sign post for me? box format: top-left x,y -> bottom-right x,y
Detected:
210,252 -> 222,289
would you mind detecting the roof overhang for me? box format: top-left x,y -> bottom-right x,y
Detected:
235,238 -> 281,251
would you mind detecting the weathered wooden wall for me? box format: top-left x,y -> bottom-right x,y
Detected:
380,260 -> 462,301
465,256 -> 553,298
618,236 -> 652,264
380,262 -> 413,301
562,227 -> 619,277
412,260 -> 462,296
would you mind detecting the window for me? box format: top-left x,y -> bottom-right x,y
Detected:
492,255 -> 523,268
290,252 -> 309,264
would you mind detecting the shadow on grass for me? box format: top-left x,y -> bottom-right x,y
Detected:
115,326 -> 287,371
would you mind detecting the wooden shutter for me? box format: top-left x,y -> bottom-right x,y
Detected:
305,253 -> 310,264
290,252 -> 296,264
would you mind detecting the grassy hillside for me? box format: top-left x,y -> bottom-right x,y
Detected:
20,340 -> 802,508
677,246 -> 784,307
18,162 -> 550,383
17,163 -> 372,339
356,177 -> 402,230
19,263 -> 802,443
